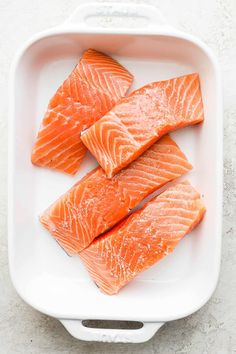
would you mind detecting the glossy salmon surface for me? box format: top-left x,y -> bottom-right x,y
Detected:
81,73 -> 204,177
31,49 -> 133,175
79,181 -> 206,295
40,136 -> 192,254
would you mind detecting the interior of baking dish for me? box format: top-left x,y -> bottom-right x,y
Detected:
9,31 -> 221,321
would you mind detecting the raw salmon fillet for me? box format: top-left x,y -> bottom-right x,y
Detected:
40,135 -> 192,254
79,181 -> 206,295
31,49 -> 133,175
81,73 -> 204,177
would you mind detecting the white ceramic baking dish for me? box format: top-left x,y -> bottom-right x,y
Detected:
8,2 -> 222,343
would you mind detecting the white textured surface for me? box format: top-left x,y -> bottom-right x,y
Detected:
0,0 -> 235,352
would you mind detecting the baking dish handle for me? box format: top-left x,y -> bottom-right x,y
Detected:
64,2 -> 169,31
60,319 -> 164,343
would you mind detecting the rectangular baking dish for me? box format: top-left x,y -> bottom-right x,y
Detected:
8,2 -> 222,343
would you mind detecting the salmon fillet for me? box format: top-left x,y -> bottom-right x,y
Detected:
81,73 -> 204,177
40,135 -> 192,254
31,49 -> 133,175
79,181 -> 206,295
